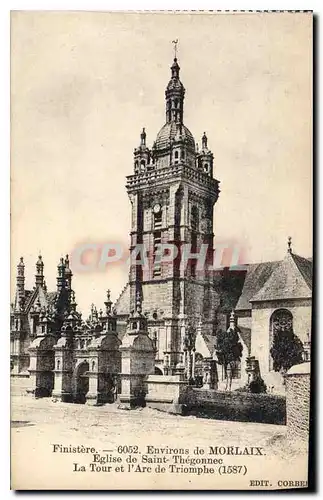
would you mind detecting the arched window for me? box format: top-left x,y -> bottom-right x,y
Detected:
269,309 -> 293,371
92,361 -> 96,371
204,163 -> 209,172
140,159 -> 145,171
191,206 -> 199,232
174,151 -> 179,159
181,150 -> 185,159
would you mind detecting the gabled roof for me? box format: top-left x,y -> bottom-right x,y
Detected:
235,261 -> 280,311
24,287 -> 57,313
47,291 -> 58,307
292,254 -> 313,289
250,252 -> 312,303
114,283 -> 130,317
195,330 -> 216,358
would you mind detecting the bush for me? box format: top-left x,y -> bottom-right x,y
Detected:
234,377 -> 267,394
270,328 -> 304,373
248,378 -> 267,394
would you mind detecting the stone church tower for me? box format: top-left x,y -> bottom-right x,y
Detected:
126,56 -> 221,374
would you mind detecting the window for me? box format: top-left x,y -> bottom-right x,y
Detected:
151,330 -> 158,351
269,309 -> 293,371
190,206 -> 199,278
154,211 -> 162,230
33,317 -> 38,335
191,206 -> 199,232
153,231 -> 162,277
191,233 -> 197,278
181,150 -> 185,159
174,151 -> 179,159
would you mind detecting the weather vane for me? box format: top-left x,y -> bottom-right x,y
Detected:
172,39 -> 179,58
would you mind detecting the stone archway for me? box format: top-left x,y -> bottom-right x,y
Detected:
73,361 -> 89,404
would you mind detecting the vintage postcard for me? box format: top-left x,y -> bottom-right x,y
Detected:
10,10 -> 313,490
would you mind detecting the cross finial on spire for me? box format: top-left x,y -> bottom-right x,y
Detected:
287,236 -> 292,254
229,310 -> 235,329
172,39 -> 179,59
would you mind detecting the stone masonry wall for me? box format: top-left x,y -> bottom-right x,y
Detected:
185,388 -> 286,425
285,364 -> 310,441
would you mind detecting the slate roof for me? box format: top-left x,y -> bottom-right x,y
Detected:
235,261 -> 280,311
200,331 -> 216,356
218,269 -> 248,312
112,253 -> 312,318
292,254 -> 313,289
47,291 -> 58,307
250,252 -> 312,302
155,122 -> 195,151
113,284 -> 130,317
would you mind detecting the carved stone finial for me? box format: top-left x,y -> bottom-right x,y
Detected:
229,310 -> 235,329
135,290 -> 142,313
287,236 -> 292,254
202,132 -> 208,149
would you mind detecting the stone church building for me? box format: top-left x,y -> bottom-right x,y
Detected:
10,55 -> 312,400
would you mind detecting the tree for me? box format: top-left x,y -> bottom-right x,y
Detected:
215,328 -> 243,391
270,328 -> 304,374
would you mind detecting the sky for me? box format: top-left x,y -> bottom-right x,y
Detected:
11,11 -> 312,314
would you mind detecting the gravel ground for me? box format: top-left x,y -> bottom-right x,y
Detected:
11,378 -> 308,490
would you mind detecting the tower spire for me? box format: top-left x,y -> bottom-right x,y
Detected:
16,257 -> 25,310
165,45 -> 185,124
35,254 -> 44,287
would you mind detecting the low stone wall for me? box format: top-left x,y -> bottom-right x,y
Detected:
146,375 -> 189,414
285,362 -> 310,441
185,388 -> 286,425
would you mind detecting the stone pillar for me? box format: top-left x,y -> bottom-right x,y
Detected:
119,332 -> 155,408
192,349 -> 196,379
52,337 -> 74,402
202,359 -> 218,390
86,333 -> 121,406
284,362 -> 310,441
27,335 -> 56,397
164,318 -> 179,374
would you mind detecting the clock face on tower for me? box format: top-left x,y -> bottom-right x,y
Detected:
153,203 -> 161,214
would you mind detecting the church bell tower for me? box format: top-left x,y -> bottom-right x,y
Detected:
126,48 -> 220,374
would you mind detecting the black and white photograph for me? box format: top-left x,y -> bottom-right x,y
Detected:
10,10 -> 313,490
